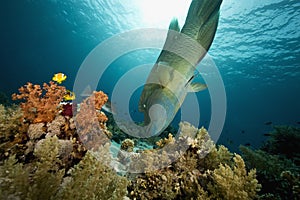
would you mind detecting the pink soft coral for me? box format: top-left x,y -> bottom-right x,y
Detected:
75,91 -> 110,149
12,81 -> 66,123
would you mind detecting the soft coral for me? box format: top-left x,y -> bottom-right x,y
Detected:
12,81 -> 66,123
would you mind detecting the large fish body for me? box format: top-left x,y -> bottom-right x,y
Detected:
139,0 -> 223,137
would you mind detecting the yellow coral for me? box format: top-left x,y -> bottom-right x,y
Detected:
156,133 -> 175,147
121,138 -> 135,152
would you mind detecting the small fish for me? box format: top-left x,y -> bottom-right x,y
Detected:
297,121 -> 300,124
227,139 -> 233,145
241,130 -> 245,134
52,73 -> 67,84
244,143 -> 251,146
263,133 -> 271,136
264,121 -> 273,125
63,90 -> 76,101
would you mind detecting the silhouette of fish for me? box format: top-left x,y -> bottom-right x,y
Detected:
263,133 -> 271,136
264,121 -> 273,125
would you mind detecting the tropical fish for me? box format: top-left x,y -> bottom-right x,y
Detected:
263,133 -> 271,136
139,0 -> 223,137
63,90 -> 76,101
52,73 -> 67,84
264,121 -> 273,125
244,143 -> 251,147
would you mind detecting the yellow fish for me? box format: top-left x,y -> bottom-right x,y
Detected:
63,90 -> 76,101
52,73 -> 67,84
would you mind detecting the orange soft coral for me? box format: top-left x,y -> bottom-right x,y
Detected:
12,81 -> 66,123
75,91 -> 110,149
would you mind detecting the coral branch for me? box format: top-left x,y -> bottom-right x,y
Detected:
75,91 -> 110,149
12,81 -> 66,123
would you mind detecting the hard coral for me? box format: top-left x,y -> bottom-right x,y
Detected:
12,81 -> 66,123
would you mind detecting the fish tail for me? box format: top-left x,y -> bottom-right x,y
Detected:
182,0 -> 222,52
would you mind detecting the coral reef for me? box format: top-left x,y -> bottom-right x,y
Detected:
27,123 -> 45,140
240,146 -> 299,199
121,138 -> 135,152
207,154 -> 260,199
12,81 -> 66,123
3,80 -> 111,168
0,91 -> 10,106
0,104 -> 22,141
240,125 -> 300,199
46,115 -> 66,137
127,122 -> 261,200
0,104 -> 26,161
75,91 -> 111,150
0,136 -> 128,200
261,126 -> 300,164
1,80 -> 264,199
58,144 -> 128,200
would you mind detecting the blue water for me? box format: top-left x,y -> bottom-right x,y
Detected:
1,0 -> 299,152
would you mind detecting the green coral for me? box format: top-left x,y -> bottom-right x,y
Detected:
240,125 -> 300,199
0,155 -> 30,199
0,136 -> 64,200
202,145 -> 233,170
240,146 -> 299,199
0,136 -> 128,200
28,135 -> 65,200
261,126 -> 300,164
58,144 -> 128,200
207,154 -> 261,199
0,104 -> 25,161
0,104 -> 22,141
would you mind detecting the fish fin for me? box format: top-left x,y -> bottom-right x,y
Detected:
181,0 -> 222,62
169,18 -> 180,32
185,70 -> 200,87
188,83 -> 207,92
156,18 -> 181,63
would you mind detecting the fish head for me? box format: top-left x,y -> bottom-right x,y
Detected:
139,84 -> 180,137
